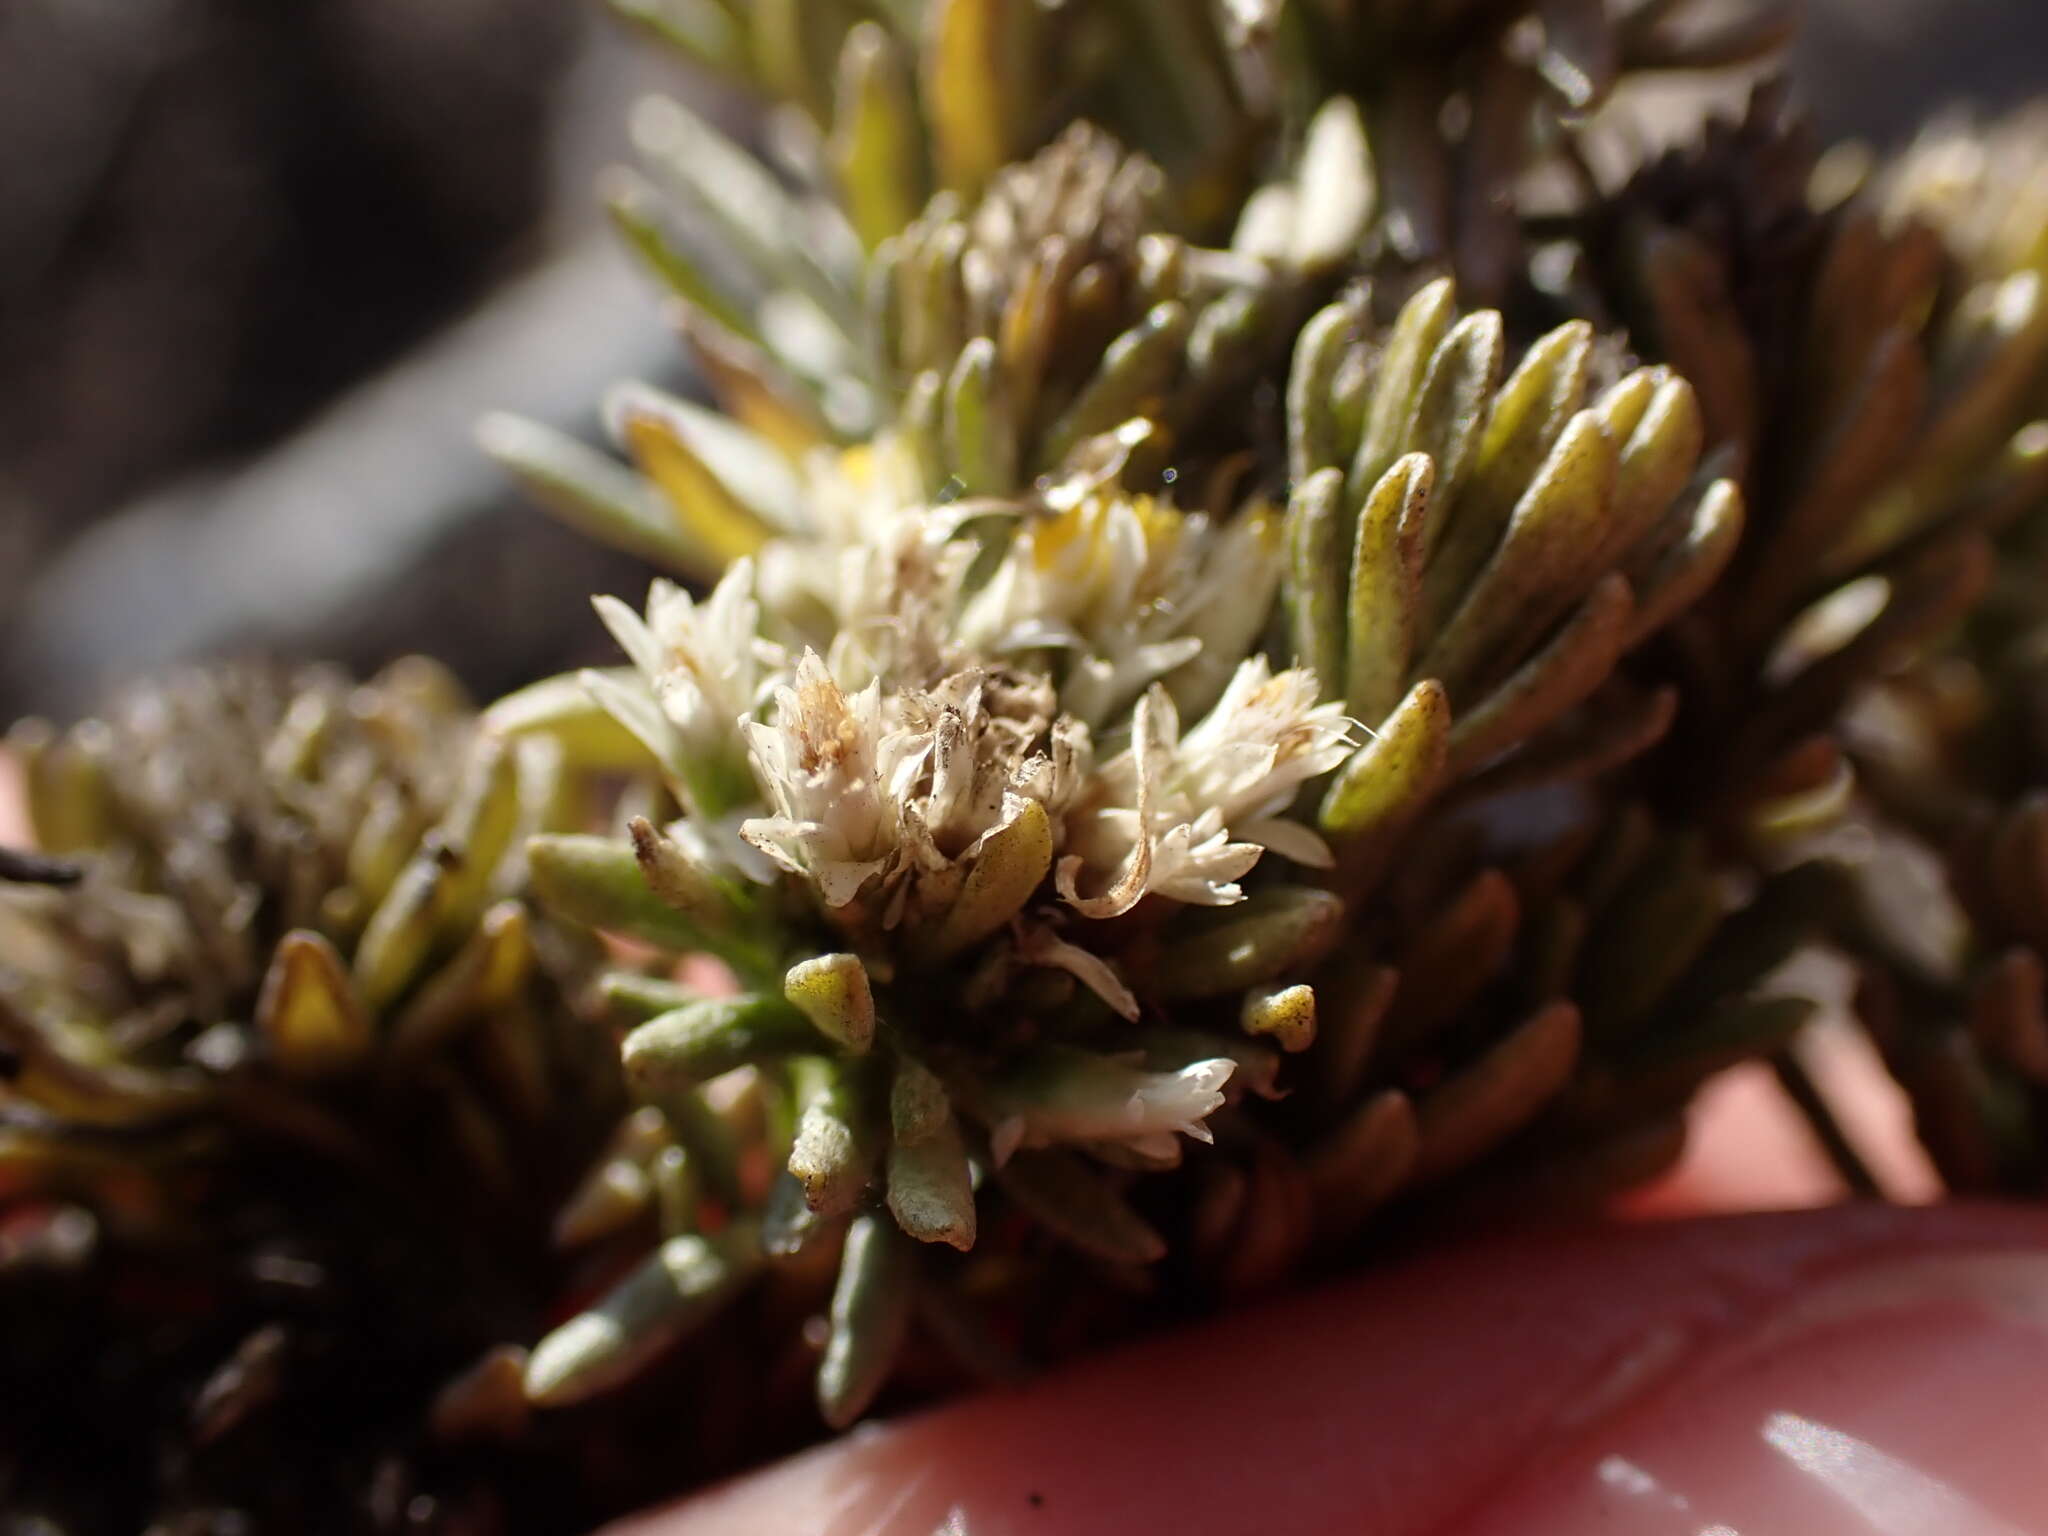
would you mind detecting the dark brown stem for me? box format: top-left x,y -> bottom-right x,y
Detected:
1771,1043 -> 1886,1200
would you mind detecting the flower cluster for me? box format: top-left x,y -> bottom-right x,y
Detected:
17,1 -> 2048,1528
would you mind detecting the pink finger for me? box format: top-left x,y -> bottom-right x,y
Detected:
1627,1029 -> 1943,1219
616,1204 -> 2048,1536
0,753 -> 26,846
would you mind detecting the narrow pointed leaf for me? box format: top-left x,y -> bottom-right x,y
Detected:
1421,318 -> 1595,629
622,995 -> 819,1094
256,931 -> 373,1078
1346,452 -> 1434,722
1350,277 -> 1456,502
831,22 -> 927,252
1040,301 -> 1191,466
995,1148 -> 1167,1265
478,413 -> 720,579
1413,1001 -> 1583,1183
1446,571 -> 1635,776
818,1211 -> 916,1428
389,902 -> 535,1059
943,336 -> 1016,493
483,671 -> 653,770
528,834 -> 712,952
523,1229 -> 755,1406
614,389 -> 791,560
1288,294 -> 1366,486
1152,888 -> 1346,999
923,798 -> 1054,961
1284,467 -> 1348,689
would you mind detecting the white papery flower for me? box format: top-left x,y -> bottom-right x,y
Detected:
739,650 -> 904,907
1060,660 -> 1357,911
739,647 -> 1086,922
958,493 -> 1255,723
757,436 -> 933,638
826,512 -> 974,692
588,561 -> 773,821
986,1046 -> 1236,1166
1173,658 -> 1358,855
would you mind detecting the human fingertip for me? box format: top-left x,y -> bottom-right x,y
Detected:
609,1204 -> 2048,1536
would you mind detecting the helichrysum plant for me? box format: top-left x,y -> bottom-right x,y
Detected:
13,1 -> 2048,1530
0,662 -> 629,1529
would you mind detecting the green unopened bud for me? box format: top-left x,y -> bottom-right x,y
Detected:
1242,983 -> 1317,1053
783,953 -> 876,1051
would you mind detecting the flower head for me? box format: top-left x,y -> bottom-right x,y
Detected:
986,1046 -> 1237,1167
740,651 -> 899,907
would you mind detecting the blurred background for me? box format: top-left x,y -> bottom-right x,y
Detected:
0,0 -> 2041,718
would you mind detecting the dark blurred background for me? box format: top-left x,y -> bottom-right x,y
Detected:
0,0 -> 2041,716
